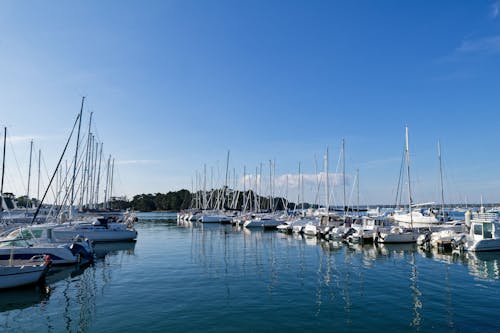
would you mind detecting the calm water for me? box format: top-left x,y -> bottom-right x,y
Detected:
1,212 -> 500,332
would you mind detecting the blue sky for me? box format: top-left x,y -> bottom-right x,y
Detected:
1,1 -> 500,205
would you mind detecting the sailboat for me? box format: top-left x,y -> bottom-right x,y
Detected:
393,140 -> 452,228
377,126 -> 419,243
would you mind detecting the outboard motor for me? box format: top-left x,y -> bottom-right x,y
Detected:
70,242 -> 94,262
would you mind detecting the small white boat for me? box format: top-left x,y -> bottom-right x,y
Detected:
375,226 -> 419,243
303,222 -> 319,236
52,218 -> 137,242
276,221 -> 293,233
0,256 -> 49,289
198,211 -> 232,223
243,215 -> 282,229
454,213 -> 500,252
0,226 -> 94,265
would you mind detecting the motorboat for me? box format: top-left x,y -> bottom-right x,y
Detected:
453,213 -> 500,252
0,225 -> 94,265
0,255 -> 50,289
52,217 -> 138,242
243,215 -> 282,229
375,226 -> 419,244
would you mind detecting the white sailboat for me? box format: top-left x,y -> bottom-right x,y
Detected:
378,126 -> 419,243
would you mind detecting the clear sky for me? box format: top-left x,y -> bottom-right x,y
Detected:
1,1 -> 500,206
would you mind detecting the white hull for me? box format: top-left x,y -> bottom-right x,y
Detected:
303,224 -> 318,236
243,218 -> 281,229
199,215 -> 231,223
377,227 -> 419,243
0,264 -> 47,289
52,221 -> 137,242
53,228 -> 137,242
0,246 -> 79,265
466,238 -> 500,252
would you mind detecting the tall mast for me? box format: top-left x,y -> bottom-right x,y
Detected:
325,147 -> 329,215
356,168 -> 360,214
259,162 -> 263,211
438,140 -> 445,214
109,158 -> 115,209
104,154 -> 111,209
71,96 -> 85,214
222,150 -> 230,210
269,159 -> 272,211
1,127 -> 6,196
405,126 -> 413,227
243,165 -> 246,212
342,139 -> 346,218
37,149 -> 41,203
26,140 -> 33,209
95,143 -> 103,209
91,138 -> 98,208
203,164 -> 207,210
255,166 -> 258,211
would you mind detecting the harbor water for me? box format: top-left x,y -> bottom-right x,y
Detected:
1,212 -> 500,332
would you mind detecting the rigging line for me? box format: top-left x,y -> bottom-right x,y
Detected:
7,137 -> 29,195
31,113 -> 81,224
394,146 -> 405,208
41,153 -> 60,205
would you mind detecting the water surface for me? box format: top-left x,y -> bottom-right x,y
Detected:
1,212 -> 500,332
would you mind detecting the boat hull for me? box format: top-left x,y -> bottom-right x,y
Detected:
0,264 -> 47,289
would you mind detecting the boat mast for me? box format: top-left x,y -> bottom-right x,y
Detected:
37,149 -> 41,203
269,159 -> 272,212
222,150 -> 230,210
405,126 -> 413,227
104,154 -> 110,209
91,139 -> 98,209
325,147 -> 329,215
26,140 -> 33,209
109,158 -> 114,209
342,139 -> 346,218
243,165 -> 247,212
356,168 -> 360,215
300,162 -> 304,212
1,127 -> 6,210
71,96 -> 85,216
95,143 -> 103,209
438,140 -> 445,214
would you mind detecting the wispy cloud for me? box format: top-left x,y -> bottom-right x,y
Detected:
115,159 -> 159,165
456,35 -> 500,54
7,135 -> 44,144
491,1 -> 500,19
240,172 -> 348,189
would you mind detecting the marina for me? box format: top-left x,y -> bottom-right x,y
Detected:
2,1 -> 500,332
1,212 -> 500,332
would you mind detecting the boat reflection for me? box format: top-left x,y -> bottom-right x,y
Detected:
0,286 -> 50,312
416,246 -> 500,280
0,241 -> 136,314
93,241 -> 136,259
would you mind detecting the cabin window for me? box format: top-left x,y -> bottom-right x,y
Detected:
483,223 -> 493,239
473,224 -> 482,236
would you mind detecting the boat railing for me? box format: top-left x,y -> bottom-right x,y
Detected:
472,212 -> 498,223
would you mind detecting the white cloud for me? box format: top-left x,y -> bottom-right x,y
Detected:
457,35 -> 500,54
239,172 -> 348,190
6,135 -> 41,144
115,159 -> 159,165
491,1 -> 500,19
